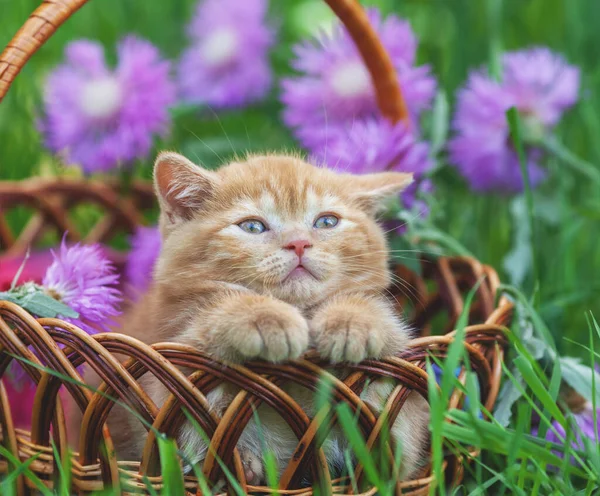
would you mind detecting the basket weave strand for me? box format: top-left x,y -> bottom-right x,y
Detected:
0,0 -> 88,101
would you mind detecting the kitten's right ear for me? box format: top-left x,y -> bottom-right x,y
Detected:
154,152 -> 218,225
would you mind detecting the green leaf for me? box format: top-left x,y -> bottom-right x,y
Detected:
181,408 -> 246,496
250,405 -> 279,490
20,291 -> 79,319
485,0 -> 503,80
426,359 -> 445,496
559,356 -> 600,404
513,356 -> 566,427
169,103 -> 203,120
140,476 -> 160,496
499,285 -> 557,352
181,135 -> 250,169
494,376 -> 525,427
343,449 -> 359,495
0,292 -> 20,304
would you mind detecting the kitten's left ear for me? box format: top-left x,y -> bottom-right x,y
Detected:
350,172 -> 413,215
154,151 -> 219,226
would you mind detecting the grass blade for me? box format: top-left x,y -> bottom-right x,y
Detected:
0,446 -> 53,496
157,437 -> 186,496
335,402 -> 384,493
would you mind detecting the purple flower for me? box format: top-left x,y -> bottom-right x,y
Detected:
43,239 -> 121,334
534,402 -> 599,460
448,47 -> 580,193
125,226 -> 161,295
41,37 -> 176,174
316,118 -> 433,213
178,0 -> 275,108
281,8 -> 436,152
402,178 -> 434,218
316,118 -> 431,175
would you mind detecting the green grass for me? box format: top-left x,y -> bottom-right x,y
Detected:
2,309 -> 599,493
1,0 -> 600,493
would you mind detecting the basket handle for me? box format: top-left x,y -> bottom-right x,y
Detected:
0,0 -> 409,123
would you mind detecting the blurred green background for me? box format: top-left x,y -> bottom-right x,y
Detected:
1,0 -> 599,354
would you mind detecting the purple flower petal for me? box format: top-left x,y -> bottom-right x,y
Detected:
534,403 -> 600,463
40,36 -> 176,174
281,8 -> 436,151
42,238 -> 122,334
448,47 -> 580,193
314,118 -> 432,176
125,226 -> 162,295
177,0 -> 275,108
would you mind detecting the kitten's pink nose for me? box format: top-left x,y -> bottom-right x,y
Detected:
284,239 -> 312,258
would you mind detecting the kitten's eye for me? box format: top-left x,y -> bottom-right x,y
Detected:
314,214 -> 339,229
238,219 -> 267,234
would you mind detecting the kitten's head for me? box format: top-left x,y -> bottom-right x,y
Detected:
153,152 -> 412,307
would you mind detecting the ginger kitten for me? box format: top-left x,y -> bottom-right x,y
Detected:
106,152 -> 429,484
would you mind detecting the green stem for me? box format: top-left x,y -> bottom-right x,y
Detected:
542,135 -> 600,184
506,108 -> 538,306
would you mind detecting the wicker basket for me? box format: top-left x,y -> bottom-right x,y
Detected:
0,0 -> 513,494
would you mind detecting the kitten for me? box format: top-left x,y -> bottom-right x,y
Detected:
101,152 -> 429,484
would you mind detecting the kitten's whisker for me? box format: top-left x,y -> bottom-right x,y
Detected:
323,96 -> 329,167
207,106 -> 237,161
344,264 -> 425,309
185,127 -> 225,163
340,250 -> 439,263
243,121 -> 252,150
379,204 -> 432,236
340,273 -> 403,307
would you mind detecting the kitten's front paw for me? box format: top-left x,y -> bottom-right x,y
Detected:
210,296 -> 309,362
311,298 -> 408,363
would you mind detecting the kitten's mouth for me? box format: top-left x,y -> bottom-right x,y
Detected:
283,264 -> 317,282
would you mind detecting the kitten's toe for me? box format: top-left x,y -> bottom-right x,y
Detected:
254,309 -> 309,361
311,305 -> 399,363
311,313 -> 370,363
240,448 -> 264,485
234,330 -> 264,358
